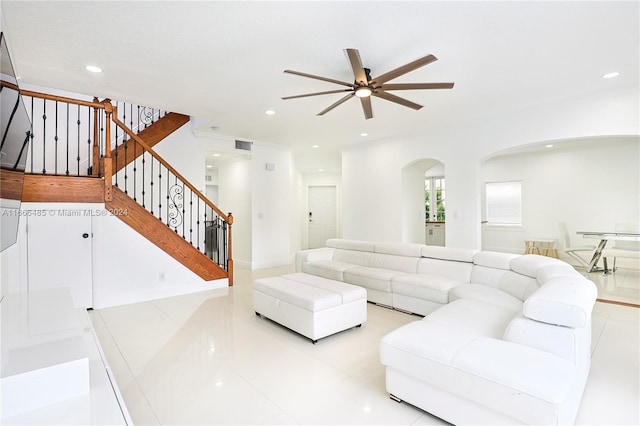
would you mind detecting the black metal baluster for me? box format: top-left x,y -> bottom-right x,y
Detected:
42,100 -> 46,174
150,156 -> 154,215
76,105 -> 81,176
123,134 -> 128,194
158,163 -> 163,221
189,189 -> 193,243
65,103 -> 69,175
29,97 -> 34,173
54,101 -> 58,175
166,171 -> 170,227
182,182 -> 186,238
196,198 -> 200,251
141,151 -> 146,208
86,107 -> 91,175
133,139 -> 137,202
223,220 -> 228,269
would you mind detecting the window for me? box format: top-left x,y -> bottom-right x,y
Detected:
485,181 -> 521,225
425,176 -> 445,222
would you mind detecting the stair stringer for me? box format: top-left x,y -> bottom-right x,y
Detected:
105,186 -> 227,281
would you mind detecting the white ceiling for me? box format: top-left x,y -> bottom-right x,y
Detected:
1,1 -> 638,172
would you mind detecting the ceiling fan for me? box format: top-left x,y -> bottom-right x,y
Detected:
282,48 -> 454,120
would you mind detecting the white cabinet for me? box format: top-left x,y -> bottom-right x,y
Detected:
425,222 -> 445,246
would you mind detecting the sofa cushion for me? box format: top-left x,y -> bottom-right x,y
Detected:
417,258 -> 473,283
343,266 -> 403,292
421,246 -> 478,263
426,298 -> 518,338
523,277 -> 597,328
391,273 -> 463,304
450,284 -> 524,312
510,254 -> 568,278
470,266 -> 539,301
473,251 -> 519,269
301,260 -> 358,281
368,253 -> 419,273
333,248 -> 373,266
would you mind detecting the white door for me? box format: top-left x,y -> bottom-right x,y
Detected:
308,185 -> 337,249
27,212 -> 93,308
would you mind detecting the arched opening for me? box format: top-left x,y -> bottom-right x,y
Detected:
401,158 -> 445,244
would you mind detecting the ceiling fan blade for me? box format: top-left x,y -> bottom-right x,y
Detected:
317,93 -> 354,116
360,96 -> 373,120
381,82 -> 455,91
372,54 -> 438,85
373,91 -> 423,110
344,48 -> 368,85
282,89 -> 352,100
284,70 -> 353,88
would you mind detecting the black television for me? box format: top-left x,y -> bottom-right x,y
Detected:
1,31 -> 31,251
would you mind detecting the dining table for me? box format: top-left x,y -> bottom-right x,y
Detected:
576,231 -> 640,273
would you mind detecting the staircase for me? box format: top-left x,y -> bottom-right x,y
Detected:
16,90 -> 233,284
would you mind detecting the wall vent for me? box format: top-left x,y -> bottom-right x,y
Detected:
205,175 -> 212,182
235,140 -> 253,151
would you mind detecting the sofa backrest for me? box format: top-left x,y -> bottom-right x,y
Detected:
333,249 -> 373,267
471,251 -> 541,301
418,246 -> 477,282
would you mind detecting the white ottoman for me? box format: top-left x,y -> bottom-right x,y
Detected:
253,272 -> 367,343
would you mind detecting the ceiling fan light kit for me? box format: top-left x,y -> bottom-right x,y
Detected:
282,48 -> 454,120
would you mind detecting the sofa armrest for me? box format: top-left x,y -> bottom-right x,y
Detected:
295,247 -> 336,272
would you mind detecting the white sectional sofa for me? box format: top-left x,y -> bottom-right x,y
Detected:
295,239 -> 598,425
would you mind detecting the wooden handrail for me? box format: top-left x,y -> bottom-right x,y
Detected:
110,109 -> 231,222
18,88 -> 106,109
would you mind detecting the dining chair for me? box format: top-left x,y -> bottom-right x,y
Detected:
602,222 -> 640,273
558,222 -> 595,268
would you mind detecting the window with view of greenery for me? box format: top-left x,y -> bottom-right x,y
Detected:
425,176 -> 445,221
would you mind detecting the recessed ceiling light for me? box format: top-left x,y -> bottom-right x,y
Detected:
265,109 -> 275,115
312,144 -> 319,148
545,144 -> 554,148
85,65 -> 102,73
602,72 -> 619,79
206,165 -> 213,168
213,153 -> 221,157
318,168 -> 324,172
360,132 -> 368,137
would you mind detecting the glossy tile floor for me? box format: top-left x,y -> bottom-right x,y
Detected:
580,265 -> 640,306
90,265 -> 640,425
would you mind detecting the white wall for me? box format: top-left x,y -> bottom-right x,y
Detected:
341,87 -> 639,249
2,202 -> 225,308
250,144 -> 294,268
480,137 -> 640,260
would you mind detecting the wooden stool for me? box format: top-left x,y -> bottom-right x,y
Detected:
524,240 -> 540,254
525,239 -> 558,258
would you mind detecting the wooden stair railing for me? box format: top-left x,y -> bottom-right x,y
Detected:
109,105 -> 233,285
13,89 -> 233,285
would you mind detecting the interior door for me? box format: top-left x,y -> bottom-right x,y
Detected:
27,211 -> 93,308
308,185 -> 337,249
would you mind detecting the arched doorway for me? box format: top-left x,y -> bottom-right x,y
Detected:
401,159 -> 445,244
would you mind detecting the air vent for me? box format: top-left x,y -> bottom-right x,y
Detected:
235,140 -> 253,151
205,175 -> 212,182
